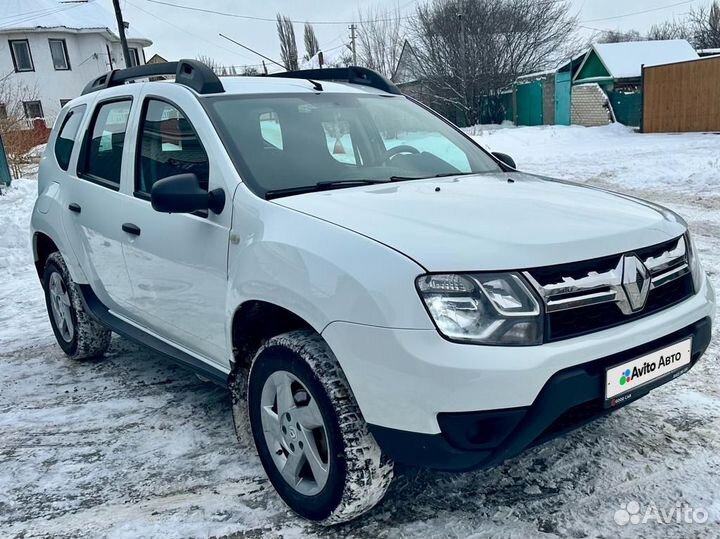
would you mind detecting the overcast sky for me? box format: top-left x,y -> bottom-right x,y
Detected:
102,0 -> 709,71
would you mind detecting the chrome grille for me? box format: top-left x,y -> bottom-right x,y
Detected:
524,236 -> 694,341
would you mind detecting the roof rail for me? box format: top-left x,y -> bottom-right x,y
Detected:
268,66 -> 401,95
81,59 -> 224,96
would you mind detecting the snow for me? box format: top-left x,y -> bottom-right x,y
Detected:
1,124 -> 720,538
468,123 -> 720,197
0,0 -> 150,42
588,40 -> 698,79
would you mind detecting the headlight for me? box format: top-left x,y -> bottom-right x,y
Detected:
685,232 -> 704,292
416,273 -> 543,345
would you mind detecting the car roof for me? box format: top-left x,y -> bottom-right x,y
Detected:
197,76 -> 393,96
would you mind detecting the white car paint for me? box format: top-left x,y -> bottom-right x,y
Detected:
273,173 -> 687,271
31,74 -> 715,441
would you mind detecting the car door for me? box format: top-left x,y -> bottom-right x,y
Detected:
63,90 -> 137,313
121,87 -> 232,365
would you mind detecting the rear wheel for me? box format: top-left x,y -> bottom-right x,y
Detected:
243,330 -> 393,524
42,252 -> 111,359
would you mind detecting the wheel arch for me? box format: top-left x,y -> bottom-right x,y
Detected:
230,300 -> 319,374
33,231 -> 59,278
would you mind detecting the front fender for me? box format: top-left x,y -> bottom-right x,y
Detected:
225,185 -> 434,352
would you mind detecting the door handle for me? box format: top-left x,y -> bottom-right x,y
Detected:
122,223 -> 141,236
68,203 -> 81,214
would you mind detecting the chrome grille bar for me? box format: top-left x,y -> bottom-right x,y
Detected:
524,236 -> 688,315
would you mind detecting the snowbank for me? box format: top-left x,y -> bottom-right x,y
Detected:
0,179 -> 51,350
468,123 -> 720,196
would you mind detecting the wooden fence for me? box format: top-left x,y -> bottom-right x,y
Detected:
642,56 -> 720,133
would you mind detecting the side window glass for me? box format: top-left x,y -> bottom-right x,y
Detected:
136,99 -> 209,196
54,104 -> 86,171
259,111 -> 283,149
82,100 -> 131,187
320,117 -> 357,165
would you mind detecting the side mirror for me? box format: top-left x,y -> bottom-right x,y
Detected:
492,152 -> 516,169
151,173 -> 225,215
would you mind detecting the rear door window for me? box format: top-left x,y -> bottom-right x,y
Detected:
54,104 -> 86,170
80,99 -> 132,189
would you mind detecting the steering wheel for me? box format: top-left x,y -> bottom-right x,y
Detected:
383,144 -> 420,163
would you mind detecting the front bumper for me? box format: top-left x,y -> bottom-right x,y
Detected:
368,316 -> 712,470
321,274 -> 715,470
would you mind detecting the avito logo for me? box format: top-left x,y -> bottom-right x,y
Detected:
618,352 -> 684,387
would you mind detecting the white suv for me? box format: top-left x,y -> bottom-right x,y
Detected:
32,60 -> 715,524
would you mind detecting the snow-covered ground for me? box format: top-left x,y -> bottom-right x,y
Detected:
1,124 -> 719,539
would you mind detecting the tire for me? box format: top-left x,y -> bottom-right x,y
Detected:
244,329 -> 394,524
42,252 -> 112,360
229,368 -> 253,450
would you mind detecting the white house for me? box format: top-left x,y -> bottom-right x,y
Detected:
0,0 -> 152,124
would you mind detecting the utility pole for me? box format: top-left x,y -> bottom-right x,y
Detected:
349,23 -> 357,65
112,0 -> 132,68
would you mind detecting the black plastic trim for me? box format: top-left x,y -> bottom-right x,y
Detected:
82,59 -> 224,96
268,66 -> 401,95
77,284 -> 228,386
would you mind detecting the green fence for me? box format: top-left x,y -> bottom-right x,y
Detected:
515,80 -> 544,126
554,72 -> 571,125
607,91 -> 642,127
0,135 -> 11,188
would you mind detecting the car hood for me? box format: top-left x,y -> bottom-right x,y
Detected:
272,172 -> 686,271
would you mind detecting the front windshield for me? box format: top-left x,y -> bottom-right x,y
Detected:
206,93 -> 501,198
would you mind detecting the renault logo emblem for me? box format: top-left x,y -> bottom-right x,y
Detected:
621,255 -> 651,312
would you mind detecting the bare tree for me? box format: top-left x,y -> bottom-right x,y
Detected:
688,0 -> 720,48
196,54 -> 221,72
411,0 -> 577,125
0,74 -> 44,179
356,5 -> 405,77
276,14 -> 299,71
304,23 -> 320,61
242,66 -> 260,76
646,20 -> 693,41
327,50 -> 353,68
596,29 -> 643,43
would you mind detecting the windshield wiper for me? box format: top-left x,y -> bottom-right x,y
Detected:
316,179 -> 389,189
265,179 -> 389,200
389,171 -> 480,181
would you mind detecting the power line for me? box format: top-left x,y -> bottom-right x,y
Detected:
125,0 -> 254,61
145,0 -> 416,25
579,0 -> 695,24
0,2 -> 87,28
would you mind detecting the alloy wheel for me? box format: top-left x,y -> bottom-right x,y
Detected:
49,271 -> 74,342
259,370 -> 330,496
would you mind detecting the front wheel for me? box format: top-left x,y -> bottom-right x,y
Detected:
245,330 -> 393,524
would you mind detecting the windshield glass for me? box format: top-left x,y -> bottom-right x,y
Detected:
206,93 -> 501,198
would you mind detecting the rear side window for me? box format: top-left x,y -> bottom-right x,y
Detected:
80,99 -> 131,188
54,104 -> 86,171
136,99 -> 209,196
321,118 -> 358,165
259,111 -> 283,150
